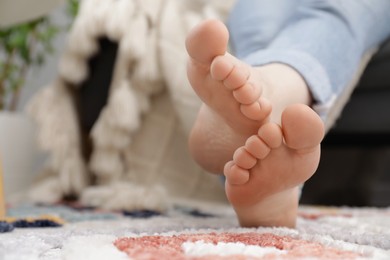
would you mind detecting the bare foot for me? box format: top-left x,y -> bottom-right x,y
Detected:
186,19 -> 312,173
186,20 -> 272,173
186,19 -> 324,228
225,104 -> 324,227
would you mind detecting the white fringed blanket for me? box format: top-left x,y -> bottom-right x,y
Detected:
26,0 -> 234,210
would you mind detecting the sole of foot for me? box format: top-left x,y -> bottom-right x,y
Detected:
224,104 -> 324,227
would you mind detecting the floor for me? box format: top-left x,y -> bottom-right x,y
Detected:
301,146 -> 390,207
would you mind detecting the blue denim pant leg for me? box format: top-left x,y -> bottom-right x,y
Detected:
228,0 -> 390,122
227,0 -> 300,57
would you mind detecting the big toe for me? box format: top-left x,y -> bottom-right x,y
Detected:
282,104 -> 325,150
185,19 -> 229,64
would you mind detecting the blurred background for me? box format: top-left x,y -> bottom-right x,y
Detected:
0,0 -> 73,111
0,0 -> 74,197
301,41 -> 390,207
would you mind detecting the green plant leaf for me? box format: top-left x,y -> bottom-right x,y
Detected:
1,0 -> 78,111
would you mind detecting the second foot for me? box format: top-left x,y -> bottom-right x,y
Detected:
224,104 -> 325,228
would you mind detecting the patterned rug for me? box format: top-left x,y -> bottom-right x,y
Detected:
1,201 -> 389,259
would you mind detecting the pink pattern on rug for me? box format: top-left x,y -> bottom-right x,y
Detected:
299,212 -> 353,220
114,232 -> 360,259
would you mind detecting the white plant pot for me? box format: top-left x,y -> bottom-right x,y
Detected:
0,112 -> 43,198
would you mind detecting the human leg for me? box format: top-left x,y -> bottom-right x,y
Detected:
221,0 -> 390,227
186,19 -> 324,228
227,0 -> 299,57
186,0 -> 390,228
231,0 -> 390,122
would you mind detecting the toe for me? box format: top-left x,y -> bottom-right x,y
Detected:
185,19 -> 229,64
211,55 -> 250,90
210,55 -> 235,81
258,123 -> 283,149
281,104 -> 325,150
224,161 -> 250,185
240,97 -> 272,121
233,147 -> 257,169
245,135 -> 271,159
211,60 -> 250,90
233,82 -> 261,105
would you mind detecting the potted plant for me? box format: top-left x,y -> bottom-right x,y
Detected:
0,0 -> 64,198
